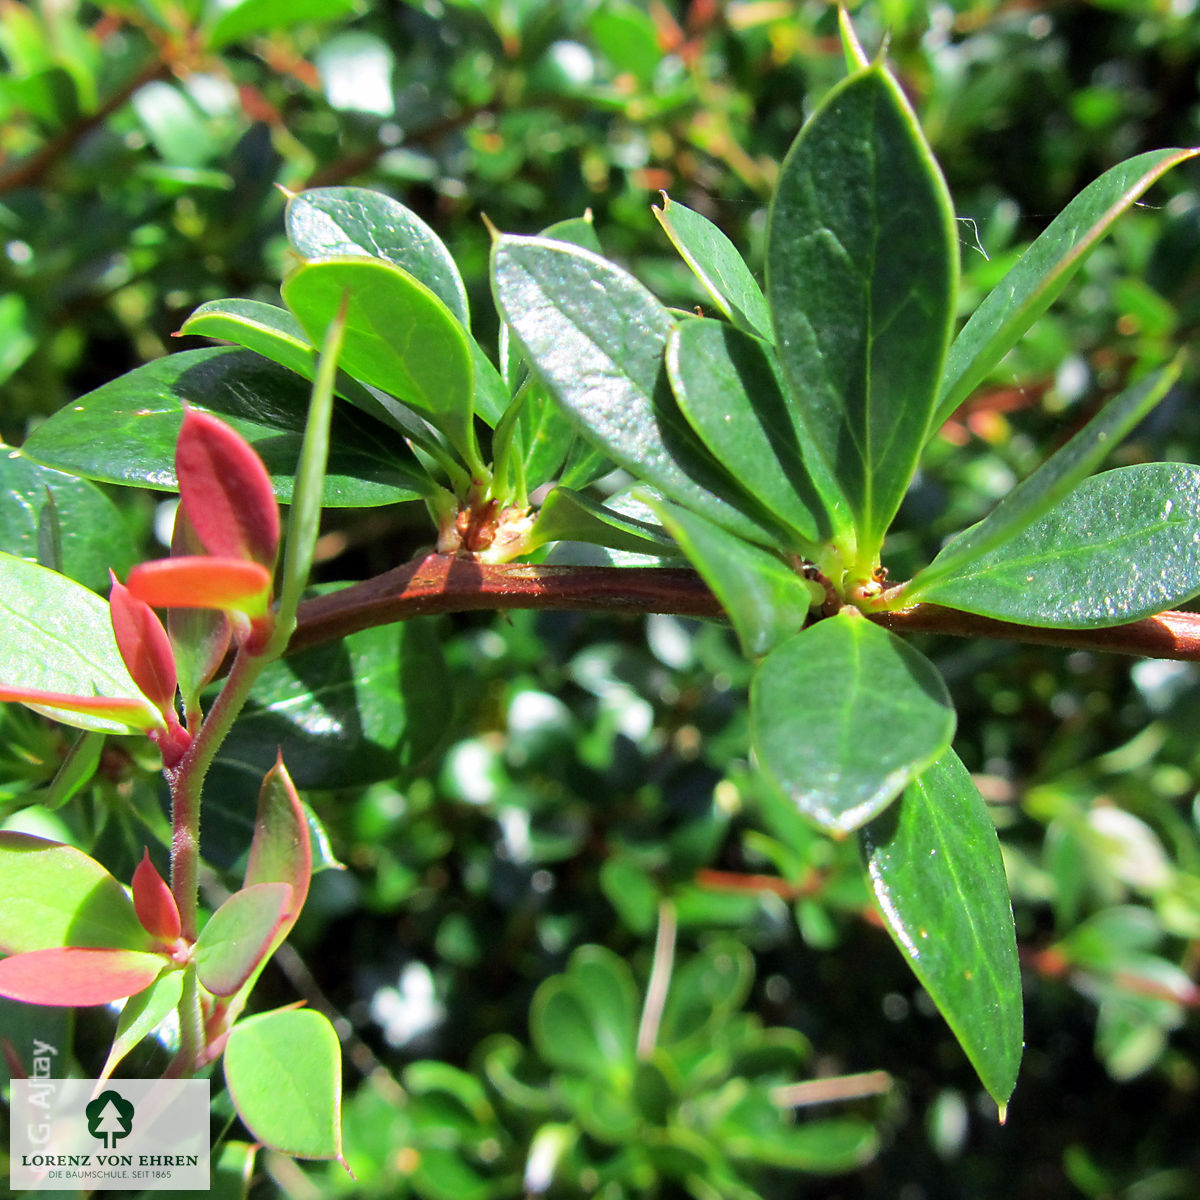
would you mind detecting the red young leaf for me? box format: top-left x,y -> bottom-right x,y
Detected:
132,849 -> 182,944
108,572 -> 178,718
0,947 -> 167,1005
175,408 -> 280,569
127,556 -> 273,619
0,686 -> 162,732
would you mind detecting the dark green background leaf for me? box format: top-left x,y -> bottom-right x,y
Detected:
217,616 -> 450,790
0,451 -> 137,590
21,349 -> 426,507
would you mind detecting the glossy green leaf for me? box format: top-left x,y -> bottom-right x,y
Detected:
915,463 -> 1200,627
491,234 -> 776,546
909,362 -> 1181,602
21,348 -> 425,507
206,0 -> 362,48
654,195 -> 773,341
767,65 -> 957,553
285,186 -> 469,326
182,298 -> 457,479
859,748 -> 1022,1106
0,554 -> 153,734
282,257 -> 479,465
666,319 -> 848,545
751,612 -> 955,833
542,213 -> 603,254
651,500 -> 819,659
219,618 -> 450,788
223,1007 -> 344,1161
0,833 -> 155,953
44,729 -> 106,810
936,147 -> 1200,431
99,967 -> 184,1082
195,882 -> 292,997
530,945 -> 637,1076
530,487 -> 676,558
0,450 -> 137,591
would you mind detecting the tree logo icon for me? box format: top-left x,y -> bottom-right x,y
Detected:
85,1089 -> 135,1149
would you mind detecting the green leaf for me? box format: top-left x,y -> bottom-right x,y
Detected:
909,362 -> 1182,602
530,945 -> 638,1076
182,298 -> 460,481
0,450 -> 137,591
195,882 -> 292,997
914,463 -> 1200,627
205,0 -> 363,49
530,487 -> 676,558
751,612 -> 955,833
654,195 -> 773,341
0,833 -> 155,953
0,554 -> 153,734
542,213 -> 603,255
21,348 -> 425,507
243,756 -> 312,922
282,257 -> 480,466
720,1101 -> 878,1172
666,319 -> 848,546
859,749 -> 1022,1106
767,65 -> 958,555
223,1007 -> 344,1161
285,186 -> 470,327
651,500 -> 819,659
99,967 -> 183,1082
659,938 -> 754,1046
219,618 -> 450,788
491,235 -> 776,546
936,147 -> 1200,431
838,5 -> 871,71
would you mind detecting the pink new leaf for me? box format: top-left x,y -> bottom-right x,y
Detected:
132,849 -> 182,945
0,947 -> 167,1005
176,409 -> 280,569
0,686 -> 162,733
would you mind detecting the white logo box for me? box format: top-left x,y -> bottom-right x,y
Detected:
10,1079 -> 209,1192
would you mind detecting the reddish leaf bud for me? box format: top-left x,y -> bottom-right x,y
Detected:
132,848 -> 182,944
108,572 -> 179,720
175,409 -> 280,569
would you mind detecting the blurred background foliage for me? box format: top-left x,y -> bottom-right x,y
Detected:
3,0 -> 1200,1197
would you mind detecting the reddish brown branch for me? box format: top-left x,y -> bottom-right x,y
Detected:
874,604 -> 1200,661
288,555 -> 722,655
287,553 -> 1200,663
0,57 -> 173,194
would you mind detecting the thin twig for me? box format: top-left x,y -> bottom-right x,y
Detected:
637,900 -> 678,1059
0,57 -> 173,193
770,1070 -> 893,1108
